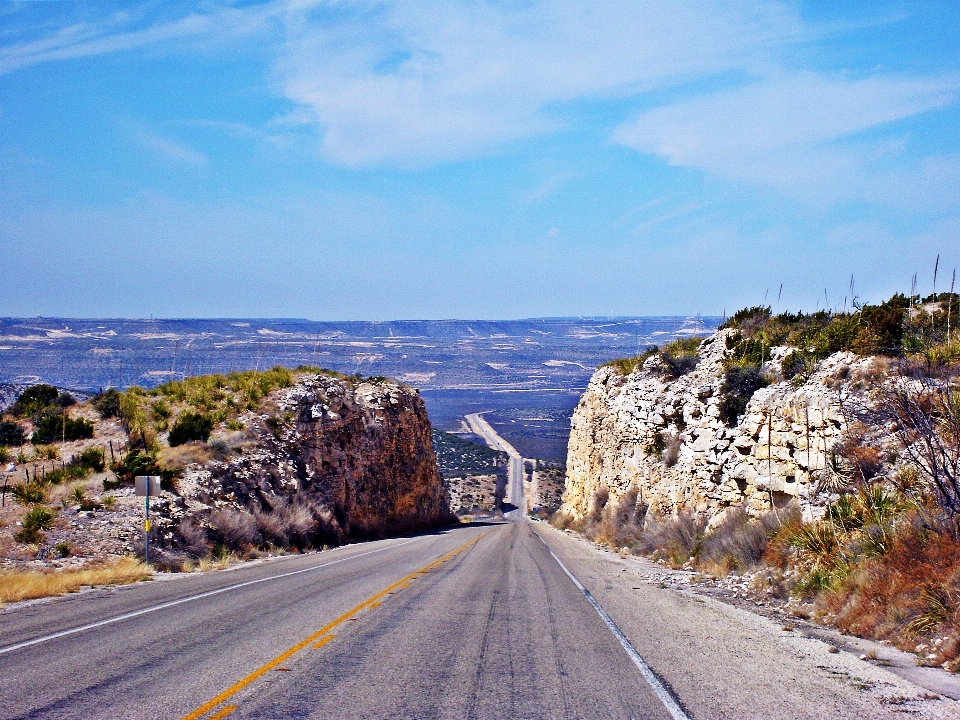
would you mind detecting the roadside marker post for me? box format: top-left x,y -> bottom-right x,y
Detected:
135,475 -> 161,565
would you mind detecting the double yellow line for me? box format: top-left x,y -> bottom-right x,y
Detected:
181,533 -> 483,720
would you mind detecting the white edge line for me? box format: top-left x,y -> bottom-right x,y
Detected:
534,530 -> 690,720
0,536 -> 422,657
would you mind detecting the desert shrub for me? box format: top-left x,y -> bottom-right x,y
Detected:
108,449 -> 171,488
699,506 -> 788,574
644,430 -> 665,457
32,414 -> 94,444
789,522 -> 847,596
208,439 -> 230,460
596,487 -> 648,549
721,306 -> 772,332
55,541 -> 71,557
76,447 -> 105,472
721,294 -> 910,367
0,447 -> 8,463
637,511 -> 707,565
601,346 -> 659,375
781,350 -> 807,380
14,506 -> 56,544
42,468 -> 69,485
718,367 -> 769,427
177,518 -> 212,557
0,420 -> 25,447
877,376 -> 960,529
91,388 -> 121,418
34,444 -> 60,461
662,429 -> 681,466
254,497 -> 320,549
208,508 -> 261,552
9,385 -> 60,418
11,482 -> 47,505
168,412 -> 213,447
658,338 -> 702,378
816,520 -> 960,668
587,487 -> 609,523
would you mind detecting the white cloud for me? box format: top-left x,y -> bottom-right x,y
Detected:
0,3 -> 280,75
4,0 -> 959,212
274,0 -> 802,167
611,71 -> 959,205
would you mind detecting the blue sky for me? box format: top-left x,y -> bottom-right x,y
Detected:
1,1 -> 959,319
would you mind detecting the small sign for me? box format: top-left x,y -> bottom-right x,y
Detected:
135,476 -> 161,497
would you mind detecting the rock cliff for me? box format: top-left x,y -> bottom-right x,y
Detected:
167,373 -> 452,548
558,330 -> 890,525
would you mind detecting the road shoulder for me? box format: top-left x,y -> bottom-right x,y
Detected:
533,520 -> 960,720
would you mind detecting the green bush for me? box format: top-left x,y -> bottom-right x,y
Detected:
32,414 -> 95,444
722,294 -> 911,364
9,384 -> 60,417
0,420 -> 25,447
92,388 -> 122,418
602,346 -> 659,375
76,447 -> 105,472
659,337 -> 702,378
168,412 -> 214,446
780,350 -> 808,379
108,449 -> 166,487
14,506 -> 57,544
718,367 -> 769,427
11,482 -> 47,504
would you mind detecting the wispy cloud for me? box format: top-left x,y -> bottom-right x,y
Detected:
611,71 -> 960,206
273,1 -> 803,167
525,172 -> 575,204
4,0 -> 959,214
0,3 -> 279,75
136,129 -> 207,167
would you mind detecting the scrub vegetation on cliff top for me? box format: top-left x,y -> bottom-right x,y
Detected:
559,288 -> 960,672
603,337 -> 704,377
1,366 -> 431,594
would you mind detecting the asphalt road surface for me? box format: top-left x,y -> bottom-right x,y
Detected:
464,412 -> 525,516
1,521 -> 955,720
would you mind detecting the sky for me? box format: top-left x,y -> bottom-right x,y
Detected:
1,0 -> 960,320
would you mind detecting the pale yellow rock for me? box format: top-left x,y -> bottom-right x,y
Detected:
558,333 -> 891,524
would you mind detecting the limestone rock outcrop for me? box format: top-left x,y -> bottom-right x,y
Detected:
558,330 -> 889,525
176,374 -> 452,542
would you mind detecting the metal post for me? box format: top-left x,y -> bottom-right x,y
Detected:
145,489 -> 151,566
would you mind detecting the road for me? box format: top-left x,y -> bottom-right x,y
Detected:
464,412 -> 525,516
1,521 -> 953,720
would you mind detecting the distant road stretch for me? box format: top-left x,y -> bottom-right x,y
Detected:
464,412 -> 525,515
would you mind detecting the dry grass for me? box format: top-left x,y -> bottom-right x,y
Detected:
817,521 -> 960,669
0,558 -> 151,604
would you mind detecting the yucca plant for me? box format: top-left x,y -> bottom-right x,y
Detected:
11,482 -> 47,505
14,506 -> 56,544
906,585 -> 952,637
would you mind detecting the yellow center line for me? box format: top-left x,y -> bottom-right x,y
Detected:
180,532 -> 483,720
311,634 -> 336,650
206,706 -> 237,720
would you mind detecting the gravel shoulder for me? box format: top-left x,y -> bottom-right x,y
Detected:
535,520 -> 960,719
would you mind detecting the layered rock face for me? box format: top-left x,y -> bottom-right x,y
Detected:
558,330 -> 887,525
177,374 -> 451,541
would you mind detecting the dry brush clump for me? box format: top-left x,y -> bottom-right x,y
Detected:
816,520 -> 960,671
0,558 -> 150,604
